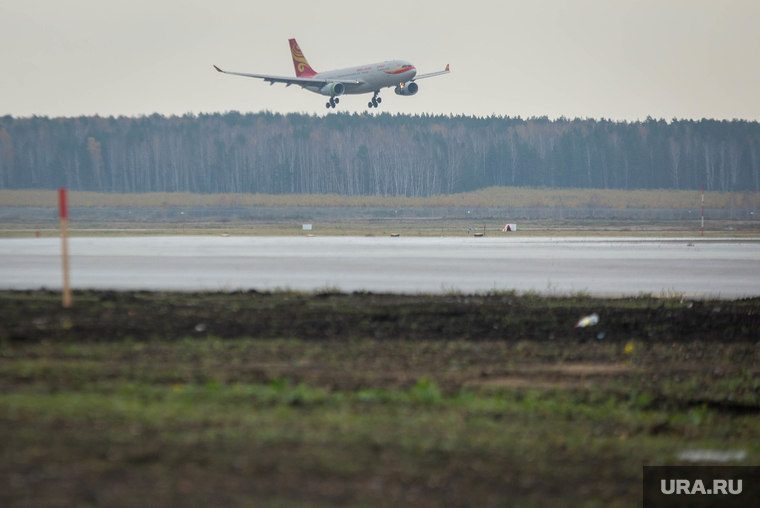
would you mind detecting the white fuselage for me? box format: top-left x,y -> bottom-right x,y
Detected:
304,60 -> 417,95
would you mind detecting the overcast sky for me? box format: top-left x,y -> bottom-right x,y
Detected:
1,0 -> 758,121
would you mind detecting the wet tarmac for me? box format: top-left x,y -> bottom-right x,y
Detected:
1,236 -> 759,297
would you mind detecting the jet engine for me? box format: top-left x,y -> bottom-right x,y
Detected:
319,82 -> 345,97
394,81 -> 418,96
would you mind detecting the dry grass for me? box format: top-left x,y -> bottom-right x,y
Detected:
1,187 -> 759,209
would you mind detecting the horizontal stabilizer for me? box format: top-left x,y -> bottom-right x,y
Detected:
414,64 -> 451,81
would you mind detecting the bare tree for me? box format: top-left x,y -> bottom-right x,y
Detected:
703,142 -> 715,191
728,142 -> 743,191
669,137 -> 681,189
750,139 -> 760,192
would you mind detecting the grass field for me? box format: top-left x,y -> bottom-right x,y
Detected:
2,219 -> 760,238
4,187 -> 759,238
1,290 -> 758,507
2,187 -> 759,210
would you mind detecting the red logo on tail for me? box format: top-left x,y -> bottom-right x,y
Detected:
289,39 -> 317,78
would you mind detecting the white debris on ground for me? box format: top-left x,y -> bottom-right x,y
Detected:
575,313 -> 599,328
677,450 -> 747,462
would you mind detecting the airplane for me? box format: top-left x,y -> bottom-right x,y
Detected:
213,39 -> 450,110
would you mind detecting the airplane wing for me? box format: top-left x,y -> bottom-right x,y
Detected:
414,64 -> 451,81
213,65 -> 362,87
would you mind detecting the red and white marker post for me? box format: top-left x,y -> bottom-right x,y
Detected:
701,185 -> 705,237
58,188 -> 72,308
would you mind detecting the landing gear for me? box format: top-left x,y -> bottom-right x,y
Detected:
368,91 -> 381,109
326,97 -> 339,109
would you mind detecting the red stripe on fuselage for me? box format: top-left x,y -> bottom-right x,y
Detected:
384,67 -> 415,75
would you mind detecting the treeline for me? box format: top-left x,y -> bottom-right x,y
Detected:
1,112 -> 759,196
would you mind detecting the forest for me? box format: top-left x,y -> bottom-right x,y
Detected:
1,112 -> 758,196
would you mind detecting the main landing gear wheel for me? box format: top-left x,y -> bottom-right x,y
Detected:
334,98 -> 339,104
368,91 -> 381,109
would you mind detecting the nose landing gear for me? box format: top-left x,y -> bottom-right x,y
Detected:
367,91 -> 382,109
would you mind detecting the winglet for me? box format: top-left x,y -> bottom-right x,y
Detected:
445,64 -> 450,72
213,65 -> 223,73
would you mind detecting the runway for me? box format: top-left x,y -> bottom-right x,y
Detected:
1,236 -> 759,297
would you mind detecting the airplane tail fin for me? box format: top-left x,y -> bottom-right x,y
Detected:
289,39 -> 317,78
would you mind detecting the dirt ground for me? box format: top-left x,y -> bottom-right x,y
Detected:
1,290 -> 759,507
